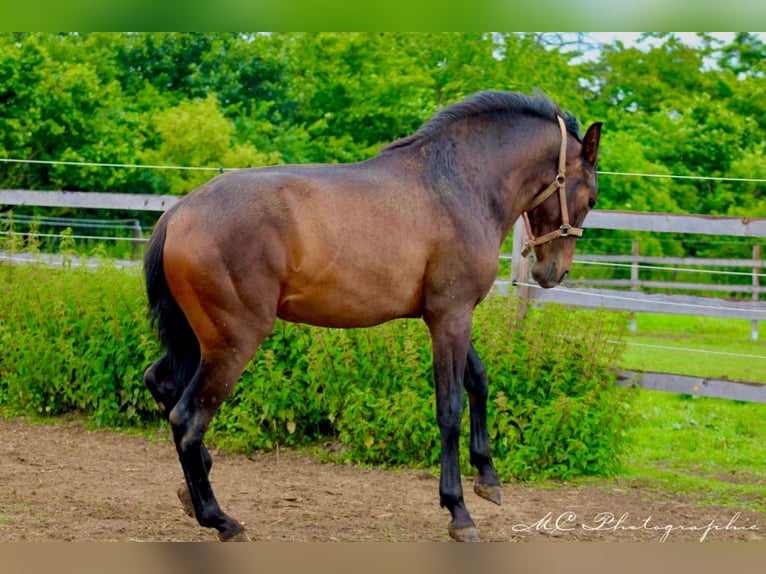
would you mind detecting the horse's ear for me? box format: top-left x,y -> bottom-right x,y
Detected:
582,122 -> 602,168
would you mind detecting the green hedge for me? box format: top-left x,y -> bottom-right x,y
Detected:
0,261 -> 632,480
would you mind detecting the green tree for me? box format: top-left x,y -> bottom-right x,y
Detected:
272,32 -> 436,162
140,94 -> 280,195
0,33 -> 152,194
588,33 -> 766,218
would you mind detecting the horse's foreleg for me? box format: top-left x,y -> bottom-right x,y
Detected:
464,344 -> 501,505
427,311 -> 478,542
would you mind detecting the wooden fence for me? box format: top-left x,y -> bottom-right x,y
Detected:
3,189 -> 765,403
507,210 -> 766,320
506,209 -> 766,403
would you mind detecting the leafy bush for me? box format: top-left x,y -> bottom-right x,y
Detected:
0,262 -> 160,426
473,298 -> 633,479
0,261 -> 632,480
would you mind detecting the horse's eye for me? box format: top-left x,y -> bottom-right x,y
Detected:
588,197 -> 597,209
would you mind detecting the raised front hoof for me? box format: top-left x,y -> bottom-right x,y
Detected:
448,523 -> 480,542
219,524 -> 251,542
474,479 -> 502,506
177,483 -> 195,518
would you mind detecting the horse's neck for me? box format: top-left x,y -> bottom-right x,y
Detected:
495,133 -> 561,236
377,126 -> 559,243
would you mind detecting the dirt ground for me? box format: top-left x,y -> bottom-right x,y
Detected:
0,416 -> 763,543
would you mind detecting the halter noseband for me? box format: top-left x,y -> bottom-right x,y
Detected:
520,115 -> 583,258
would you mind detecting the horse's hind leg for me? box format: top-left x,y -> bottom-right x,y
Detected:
463,344 -> 501,505
169,352 -> 253,540
168,314 -> 275,542
144,354 -> 182,417
144,354 -> 213,518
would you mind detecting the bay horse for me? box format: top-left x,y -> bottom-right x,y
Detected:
143,90 -> 602,542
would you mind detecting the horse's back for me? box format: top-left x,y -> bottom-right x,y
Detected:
162,161 -> 442,328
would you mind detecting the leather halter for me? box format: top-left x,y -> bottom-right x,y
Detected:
520,116 -> 583,258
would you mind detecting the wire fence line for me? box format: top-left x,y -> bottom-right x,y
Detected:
555,331 -> 766,363
0,250 -> 139,270
572,259 -> 766,279
0,157 -> 230,172
613,340 -> 766,361
0,230 -> 143,242
520,254 -> 764,296
2,184 -> 765,301
2,244 -> 762,315
0,213 -> 141,230
2,156 -> 766,184
597,170 -> 766,183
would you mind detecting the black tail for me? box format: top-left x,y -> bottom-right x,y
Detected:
144,213 -> 200,388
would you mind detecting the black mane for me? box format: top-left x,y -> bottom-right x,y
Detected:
383,90 -> 581,152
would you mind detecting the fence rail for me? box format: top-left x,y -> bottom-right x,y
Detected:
584,209 -> 766,237
0,189 -> 178,211
576,253 -> 766,268
616,370 -> 766,404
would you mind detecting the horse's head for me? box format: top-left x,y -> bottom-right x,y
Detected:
524,120 -> 602,288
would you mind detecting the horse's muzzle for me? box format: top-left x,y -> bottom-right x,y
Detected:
531,262 -> 568,289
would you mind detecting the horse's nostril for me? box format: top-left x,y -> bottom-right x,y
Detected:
559,270 -> 569,283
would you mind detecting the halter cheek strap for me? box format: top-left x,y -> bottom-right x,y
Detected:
520,115 -> 584,258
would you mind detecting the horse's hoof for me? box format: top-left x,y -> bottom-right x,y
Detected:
448,524 -> 480,542
220,526 -> 251,542
177,483 -> 195,518
474,479 -> 502,506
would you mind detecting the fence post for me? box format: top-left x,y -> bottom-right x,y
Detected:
132,220 -> 142,259
630,240 -> 639,332
753,244 -> 761,341
511,221 -> 530,318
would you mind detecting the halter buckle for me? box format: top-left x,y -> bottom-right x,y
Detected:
559,224 -> 571,237
521,242 -> 533,258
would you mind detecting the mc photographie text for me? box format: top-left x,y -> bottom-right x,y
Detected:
512,511 -> 759,542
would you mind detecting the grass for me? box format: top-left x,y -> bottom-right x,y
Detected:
614,313 -> 766,512
622,314 -> 766,382
620,390 -> 766,512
